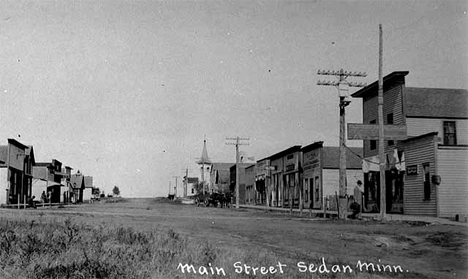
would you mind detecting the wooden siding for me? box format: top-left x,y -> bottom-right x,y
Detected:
403,134 -> 437,216
437,147 -> 468,218
363,84 -> 405,158
0,168 -> 7,204
322,169 -> 362,197
302,147 -> 322,209
407,118 -> 468,145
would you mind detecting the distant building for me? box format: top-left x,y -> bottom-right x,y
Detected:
301,142 -> 363,210
230,163 -> 255,205
183,177 -> 199,196
268,146 -> 302,208
209,162 -> 234,194
33,159 -> 68,203
352,71 -> 468,218
254,158 -> 270,206
0,139 -> 35,205
70,171 -> 85,203
244,164 -> 256,205
83,176 -> 94,201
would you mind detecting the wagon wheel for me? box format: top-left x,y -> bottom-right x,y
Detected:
204,199 -> 209,207
195,198 -> 200,207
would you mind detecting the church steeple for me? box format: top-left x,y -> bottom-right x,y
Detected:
197,136 -> 211,165
196,136 -> 211,194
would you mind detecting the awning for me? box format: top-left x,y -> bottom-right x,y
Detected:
362,150 -> 405,173
46,181 -> 63,187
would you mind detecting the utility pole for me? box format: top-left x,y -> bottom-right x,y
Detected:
182,168 -> 191,197
173,176 -> 180,198
317,69 -> 367,219
378,24 -> 386,219
225,136 -> 250,209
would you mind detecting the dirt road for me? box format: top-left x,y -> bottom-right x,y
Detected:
1,198 -> 466,278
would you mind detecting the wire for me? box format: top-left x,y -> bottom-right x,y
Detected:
344,144 -> 406,165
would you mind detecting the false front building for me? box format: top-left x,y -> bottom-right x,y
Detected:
351,71 -> 468,218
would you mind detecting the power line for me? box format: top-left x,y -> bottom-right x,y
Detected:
317,68 -> 366,220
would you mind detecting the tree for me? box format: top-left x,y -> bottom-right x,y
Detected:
112,186 -> 120,197
92,187 -> 100,196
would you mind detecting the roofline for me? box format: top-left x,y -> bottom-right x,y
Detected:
402,131 -> 439,142
268,145 -> 302,160
7,138 -> 29,149
351,71 -> 409,98
257,157 -> 270,162
301,141 -> 324,153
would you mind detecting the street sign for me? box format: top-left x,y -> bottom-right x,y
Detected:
347,123 -> 407,140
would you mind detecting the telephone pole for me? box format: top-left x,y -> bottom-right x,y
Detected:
181,168 -> 192,197
173,176 -> 180,198
225,136 -> 250,209
317,69 -> 367,219
378,24 -> 386,219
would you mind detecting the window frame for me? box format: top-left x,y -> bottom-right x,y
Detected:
443,121 -> 457,145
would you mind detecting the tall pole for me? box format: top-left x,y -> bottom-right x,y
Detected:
226,136 -> 250,209
173,176 -> 180,198
317,69 -> 367,219
183,168 -> 189,197
378,24 -> 386,219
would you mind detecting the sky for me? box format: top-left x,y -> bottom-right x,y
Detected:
1,0 -> 467,197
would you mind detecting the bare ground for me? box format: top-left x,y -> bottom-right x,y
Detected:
1,198 -> 467,279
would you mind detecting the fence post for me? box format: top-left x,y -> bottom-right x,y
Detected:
17,194 -> 20,209
24,195 -> 26,209
323,197 -> 327,219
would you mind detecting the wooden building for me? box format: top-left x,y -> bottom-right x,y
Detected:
33,159 -> 68,203
352,71 -> 468,218
244,165 -> 256,205
0,139 -> 34,205
229,163 -> 255,204
254,158 -> 270,205
70,171 -> 85,203
83,176 -> 94,201
209,162 -> 233,194
302,141 -> 363,210
267,146 -> 302,208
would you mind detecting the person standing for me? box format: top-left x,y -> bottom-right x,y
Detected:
350,180 -> 365,219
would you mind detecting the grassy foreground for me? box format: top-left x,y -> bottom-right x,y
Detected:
0,217 -> 281,279
0,216 -> 403,279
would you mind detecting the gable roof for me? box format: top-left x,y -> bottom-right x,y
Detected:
215,170 -> 230,184
210,162 -> 234,172
322,146 -> 363,169
405,87 -> 468,118
351,71 -> 409,98
84,176 -> 93,188
229,163 -> 255,171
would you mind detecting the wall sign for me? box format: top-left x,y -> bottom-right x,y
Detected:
406,165 -> 418,175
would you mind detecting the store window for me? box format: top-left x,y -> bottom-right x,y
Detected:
443,121 -> 457,145
423,163 -> 431,200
